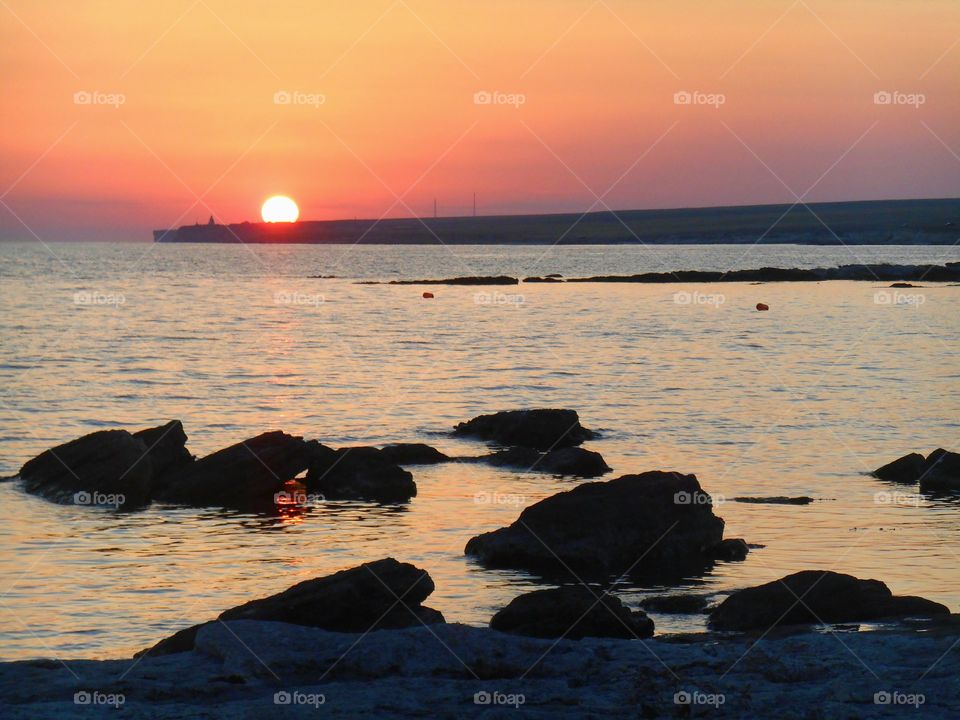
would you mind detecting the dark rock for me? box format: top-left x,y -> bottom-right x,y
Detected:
453,409 -> 597,450
137,622 -> 210,657
465,471 -> 726,580
920,448 -> 960,492
387,276 -> 519,286
141,558 -> 443,656
523,276 -> 564,283
889,282 -> 920,288
872,453 -> 926,484
709,570 -> 950,631
565,264 -> 960,283
475,446 -> 611,478
538,447 -> 611,478
732,496 -> 814,505
545,274 -> 563,278
19,428 -> 157,508
155,431 -> 313,507
306,446 -> 416,502
478,446 -> 542,468
639,594 -> 709,614
490,587 -> 653,639
706,538 -> 749,561
379,443 -> 449,465
220,558 -> 441,629
132,420 -> 194,482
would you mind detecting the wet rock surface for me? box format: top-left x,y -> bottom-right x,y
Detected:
920,449 -> 960,492
465,471 -> 726,579
709,570 -> 950,631
472,445 -> 611,478
453,408 -> 597,450
873,453 -> 927,484
639,594 -> 710,614
306,446 -> 417,502
18,421 -> 194,509
155,431 -> 313,507
490,587 -> 654,639
141,558 -> 442,657
378,443 -> 449,465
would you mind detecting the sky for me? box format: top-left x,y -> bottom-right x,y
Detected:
1,0 -> 958,241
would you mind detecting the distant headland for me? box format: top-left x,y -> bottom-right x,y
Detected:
154,198 -> 959,245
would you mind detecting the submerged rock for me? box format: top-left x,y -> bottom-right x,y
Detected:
465,471 -> 726,579
379,443 -> 449,465
538,447 -> 611,477
920,449 -> 960,492
872,453 -> 926,484
565,263 -> 960,283
386,275 -> 519,285
155,431 -> 313,507
732,496 -> 814,505
475,445 -> 611,478
18,421 -> 193,509
873,448 -> 960,492
142,558 -> 443,656
490,587 -> 654,639
706,538 -> 750,561
306,446 -> 416,502
709,570 -> 950,631
453,409 -> 597,450
477,446 -> 542,468
639,594 -> 710,614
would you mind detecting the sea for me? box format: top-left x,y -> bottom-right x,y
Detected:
1,241 -> 958,659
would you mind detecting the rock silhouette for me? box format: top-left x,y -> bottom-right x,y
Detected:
709,571 -> 949,631
490,587 -> 654,639
142,558 -> 442,656
454,408 -> 597,450
465,471 -> 726,579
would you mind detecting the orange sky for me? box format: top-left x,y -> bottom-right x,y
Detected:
1,0 -> 958,240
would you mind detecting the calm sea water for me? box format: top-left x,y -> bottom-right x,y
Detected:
1,241 -> 959,660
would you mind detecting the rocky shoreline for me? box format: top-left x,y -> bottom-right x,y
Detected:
5,409 -> 960,717
350,261 -> 960,285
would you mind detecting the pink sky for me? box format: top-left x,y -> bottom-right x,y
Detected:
1,0 -> 958,241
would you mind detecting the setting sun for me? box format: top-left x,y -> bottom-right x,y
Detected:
261,195 -> 299,223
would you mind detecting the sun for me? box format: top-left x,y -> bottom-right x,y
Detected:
261,195 -> 299,223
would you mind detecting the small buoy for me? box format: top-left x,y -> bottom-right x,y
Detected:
756,303 -> 769,311
422,292 -> 434,299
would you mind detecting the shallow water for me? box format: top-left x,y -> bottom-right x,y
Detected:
1,241 -> 958,660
